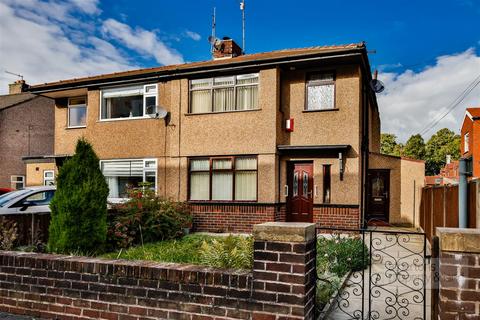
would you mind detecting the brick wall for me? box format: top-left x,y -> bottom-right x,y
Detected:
0,222 -> 317,320
313,206 -> 360,229
436,228 -> 480,319
191,203 -> 359,233
190,204 -> 279,233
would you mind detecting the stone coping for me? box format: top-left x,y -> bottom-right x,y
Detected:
253,222 -> 316,243
436,227 -> 480,253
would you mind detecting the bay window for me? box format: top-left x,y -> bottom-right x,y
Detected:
189,73 -> 259,113
100,84 -> 157,120
306,73 -> 335,111
189,156 -> 257,201
100,159 -> 157,199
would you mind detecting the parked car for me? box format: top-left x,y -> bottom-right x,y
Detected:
0,188 -> 13,195
0,186 -> 55,215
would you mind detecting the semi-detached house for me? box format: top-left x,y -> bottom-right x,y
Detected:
26,40 -> 424,232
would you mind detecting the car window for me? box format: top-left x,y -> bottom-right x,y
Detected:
13,190 -> 55,208
0,189 -> 30,207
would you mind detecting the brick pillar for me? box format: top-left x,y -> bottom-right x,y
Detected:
437,227 -> 480,319
252,222 -> 316,320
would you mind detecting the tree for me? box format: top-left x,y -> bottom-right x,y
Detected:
403,134 -> 426,160
380,133 -> 403,156
48,138 -> 109,253
425,128 -> 461,175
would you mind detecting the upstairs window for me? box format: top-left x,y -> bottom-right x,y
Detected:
464,132 -> 470,153
189,73 -> 259,113
68,97 -> 87,127
101,84 -> 157,120
306,73 -> 335,111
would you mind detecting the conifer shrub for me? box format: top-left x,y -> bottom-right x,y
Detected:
48,138 -> 109,254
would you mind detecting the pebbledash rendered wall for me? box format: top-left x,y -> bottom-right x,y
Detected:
0,222 -> 316,320
191,203 -> 359,233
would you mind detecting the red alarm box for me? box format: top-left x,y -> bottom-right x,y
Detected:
286,118 -> 294,132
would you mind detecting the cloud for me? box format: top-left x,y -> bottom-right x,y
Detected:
185,30 -> 201,41
378,48 -> 480,142
102,19 -> 184,65
0,0 -> 185,94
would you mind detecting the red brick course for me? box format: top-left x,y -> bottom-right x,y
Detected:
191,203 -> 360,233
438,251 -> 480,319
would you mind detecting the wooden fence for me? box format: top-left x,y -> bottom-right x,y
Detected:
420,180 -> 478,241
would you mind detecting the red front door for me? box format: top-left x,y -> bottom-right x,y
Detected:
286,162 -> 314,222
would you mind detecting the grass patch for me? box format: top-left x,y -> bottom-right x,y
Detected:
100,234 -> 253,269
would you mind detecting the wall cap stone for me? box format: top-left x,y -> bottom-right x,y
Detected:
436,227 -> 480,253
253,222 -> 316,243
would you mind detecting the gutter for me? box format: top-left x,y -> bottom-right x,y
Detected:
29,51 -> 364,94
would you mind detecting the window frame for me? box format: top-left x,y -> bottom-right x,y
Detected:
189,73 -> 260,114
43,170 -> 55,186
99,84 -> 158,121
304,71 -> 336,111
322,164 -> 331,204
464,132 -> 470,153
10,175 -> 25,190
188,156 -> 258,202
99,158 -> 158,201
67,96 -> 87,128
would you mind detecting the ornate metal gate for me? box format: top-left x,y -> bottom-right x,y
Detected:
315,227 -> 429,320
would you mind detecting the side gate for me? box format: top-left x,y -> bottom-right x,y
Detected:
315,227 -> 429,320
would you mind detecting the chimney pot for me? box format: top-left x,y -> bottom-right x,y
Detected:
8,80 -> 28,94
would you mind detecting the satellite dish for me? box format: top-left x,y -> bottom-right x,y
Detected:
146,105 -> 168,119
208,36 -> 223,50
208,35 -> 215,44
370,79 -> 385,93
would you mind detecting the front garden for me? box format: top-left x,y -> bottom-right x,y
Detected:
0,138 -> 369,312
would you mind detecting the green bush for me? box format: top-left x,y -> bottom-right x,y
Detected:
107,184 -> 192,250
48,138 -> 109,254
316,234 -> 369,277
199,235 -> 253,269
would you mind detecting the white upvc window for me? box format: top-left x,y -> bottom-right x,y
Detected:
100,84 -> 158,120
68,97 -> 87,128
43,170 -> 55,186
10,175 -> 25,190
464,132 -> 470,153
189,73 -> 259,113
100,159 -> 157,201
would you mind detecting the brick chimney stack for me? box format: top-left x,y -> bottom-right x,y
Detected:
8,80 -> 28,94
213,37 -> 243,60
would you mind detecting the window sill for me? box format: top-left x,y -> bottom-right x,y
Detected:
302,108 -> 339,113
66,126 -> 86,130
98,116 -> 157,123
185,108 -> 261,116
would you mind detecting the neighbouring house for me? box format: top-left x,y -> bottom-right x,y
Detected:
425,157 -> 459,186
0,80 -> 55,189
25,40 -> 424,231
461,107 -> 480,177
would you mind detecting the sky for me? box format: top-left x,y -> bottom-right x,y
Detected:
0,0 -> 479,142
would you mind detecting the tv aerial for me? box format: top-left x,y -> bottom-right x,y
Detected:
370,79 -> 385,93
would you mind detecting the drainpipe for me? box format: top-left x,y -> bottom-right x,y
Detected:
459,158 -> 468,228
